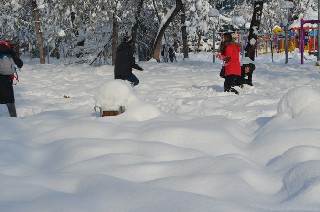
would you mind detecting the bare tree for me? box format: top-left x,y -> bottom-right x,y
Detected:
111,0 -> 122,66
131,0 -> 145,53
208,0 -> 219,7
152,0 -> 184,62
152,0 -> 161,23
245,0 -> 264,61
31,0 -> 45,64
180,3 -> 189,59
112,12 -> 119,66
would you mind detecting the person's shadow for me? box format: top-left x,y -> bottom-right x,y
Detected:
191,84 -> 224,92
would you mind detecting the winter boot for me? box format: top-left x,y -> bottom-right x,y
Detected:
230,88 -> 239,95
6,103 -> 17,117
224,88 -> 239,95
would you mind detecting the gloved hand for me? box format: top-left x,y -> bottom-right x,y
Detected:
216,54 -> 230,62
216,54 -> 223,59
134,64 -> 143,71
223,57 -> 230,62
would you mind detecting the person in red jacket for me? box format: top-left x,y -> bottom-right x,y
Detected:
217,33 -> 241,94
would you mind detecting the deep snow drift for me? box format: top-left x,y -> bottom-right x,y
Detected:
1,52 -> 320,211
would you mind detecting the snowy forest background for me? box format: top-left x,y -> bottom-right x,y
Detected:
0,0 -> 317,65
2,1 -> 320,211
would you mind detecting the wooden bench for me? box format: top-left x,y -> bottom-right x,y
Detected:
94,106 -> 125,117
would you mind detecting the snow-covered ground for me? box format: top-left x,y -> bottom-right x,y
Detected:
1,51 -> 320,211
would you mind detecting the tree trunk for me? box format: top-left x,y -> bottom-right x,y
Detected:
112,13 -> 118,66
12,41 -> 20,58
32,0 -> 45,64
152,0 -> 183,62
244,1 -> 264,61
131,0 -> 144,55
180,3 -> 189,59
152,0 -> 161,23
197,31 -> 202,52
208,0 -> 216,8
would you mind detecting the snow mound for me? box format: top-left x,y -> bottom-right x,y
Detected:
148,58 -> 158,63
94,80 -> 134,110
122,101 -> 163,121
277,87 -> 320,118
282,160 -> 320,204
94,80 -> 162,120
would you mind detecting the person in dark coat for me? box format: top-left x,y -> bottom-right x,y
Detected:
0,41 -> 23,117
241,63 -> 255,86
168,46 -> 176,63
114,36 -> 143,86
161,44 -> 168,63
232,63 -> 256,87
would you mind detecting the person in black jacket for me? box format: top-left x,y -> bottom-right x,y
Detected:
114,36 -> 143,86
233,63 -> 255,87
168,46 -> 176,62
0,41 -> 23,117
241,63 -> 255,86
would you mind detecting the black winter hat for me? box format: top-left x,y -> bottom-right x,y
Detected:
248,63 -> 255,71
243,63 -> 255,71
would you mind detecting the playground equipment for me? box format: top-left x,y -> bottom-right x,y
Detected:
308,30 -> 318,54
291,25 -> 318,54
256,27 -> 294,54
300,19 -> 320,64
257,23 -> 320,61
256,26 -> 290,54
214,22 -> 320,64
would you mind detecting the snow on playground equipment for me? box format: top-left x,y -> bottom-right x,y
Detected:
257,36 -> 275,54
272,26 -> 295,54
308,30 -> 318,54
256,27 -> 280,54
273,26 -> 285,53
236,30 -> 248,58
300,19 -> 320,64
291,24 -> 318,54
256,26 -> 293,54
239,19 -> 320,64
257,23 -> 319,60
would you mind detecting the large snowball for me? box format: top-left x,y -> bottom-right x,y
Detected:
94,80 -> 163,120
95,80 -> 134,110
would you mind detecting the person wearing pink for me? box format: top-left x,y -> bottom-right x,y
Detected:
217,33 -> 241,94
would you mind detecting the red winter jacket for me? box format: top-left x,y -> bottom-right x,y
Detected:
218,42 -> 241,76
